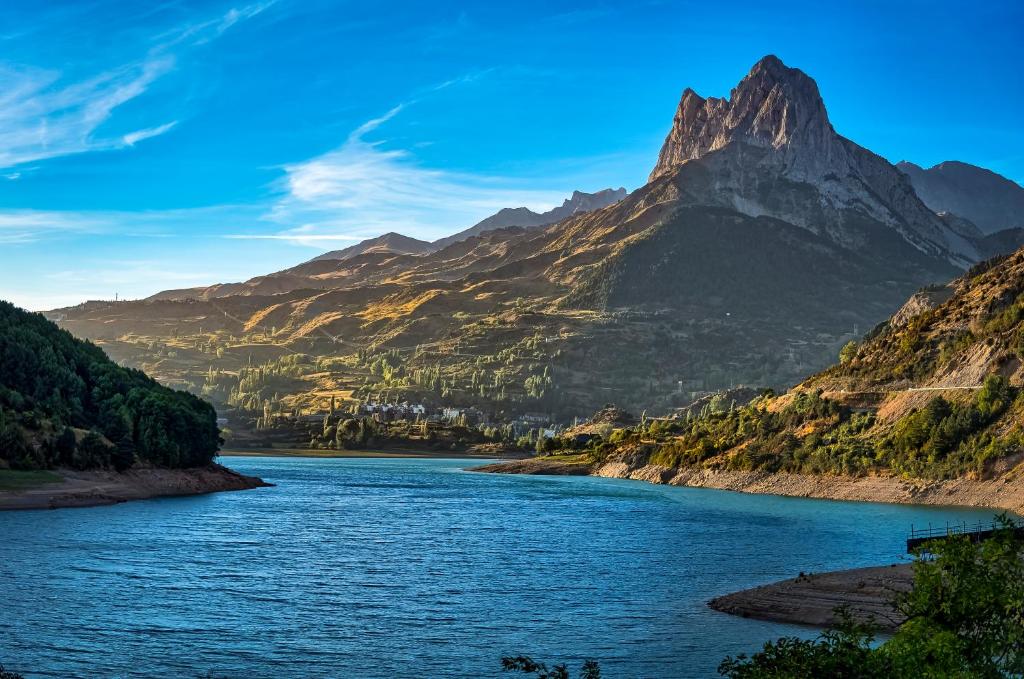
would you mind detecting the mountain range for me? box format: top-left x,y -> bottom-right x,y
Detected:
51,55 -> 1024,434
308,187 -> 629,263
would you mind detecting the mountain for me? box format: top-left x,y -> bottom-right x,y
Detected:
311,232 -> 434,262
647,55 -> 978,266
431,187 -> 628,250
581,246 -> 1024,484
898,160 -> 1024,235
51,56 -> 1024,441
0,301 -> 221,471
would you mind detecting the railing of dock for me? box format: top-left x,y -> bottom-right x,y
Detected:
907,518 -> 1024,552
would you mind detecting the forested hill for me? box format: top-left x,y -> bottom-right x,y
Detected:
0,301 -> 221,471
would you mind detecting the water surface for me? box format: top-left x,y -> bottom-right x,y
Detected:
0,457 -> 1000,678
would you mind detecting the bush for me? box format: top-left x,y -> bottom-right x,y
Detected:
74,431 -> 111,470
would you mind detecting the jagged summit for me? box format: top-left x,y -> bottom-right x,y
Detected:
645,55 -> 976,266
649,55 -> 831,182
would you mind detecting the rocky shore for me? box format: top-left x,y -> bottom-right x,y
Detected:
473,457 -> 1024,514
0,463 -> 270,511
707,564 -> 912,631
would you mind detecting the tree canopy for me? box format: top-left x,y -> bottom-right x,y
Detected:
0,301 -> 221,471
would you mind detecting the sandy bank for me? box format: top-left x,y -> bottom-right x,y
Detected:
474,457 -> 1024,514
708,564 -> 912,630
0,463 -> 270,511
471,457 -> 596,475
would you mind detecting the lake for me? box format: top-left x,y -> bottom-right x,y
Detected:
0,457 -> 1001,678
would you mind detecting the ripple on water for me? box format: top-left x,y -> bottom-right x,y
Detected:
0,456 -> 1003,679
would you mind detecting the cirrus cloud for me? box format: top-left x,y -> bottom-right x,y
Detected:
241,102 -> 570,246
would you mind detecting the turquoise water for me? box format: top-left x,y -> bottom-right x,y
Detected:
0,457 -> 1001,678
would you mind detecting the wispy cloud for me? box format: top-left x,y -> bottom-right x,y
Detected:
0,203 -> 264,245
122,120 -> 178,146
0,210 -> 104,244
46,261 -> 219,286
249,98 -> 569,246
0,2 -> 273,169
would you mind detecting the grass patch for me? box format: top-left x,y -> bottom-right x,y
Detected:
537,453 -> 592,464
0,469 -> 64,491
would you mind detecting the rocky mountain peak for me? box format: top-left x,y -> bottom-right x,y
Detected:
644,55 -> 978,267
559,187 -> 628,216
649,55 -> 833,182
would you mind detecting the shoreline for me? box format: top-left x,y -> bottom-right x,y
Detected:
472,457 -> 1024,514
474,457 -> 1022,630
707,563 -> 913,631
221,447 -> 528,460
0,463 -> 270,511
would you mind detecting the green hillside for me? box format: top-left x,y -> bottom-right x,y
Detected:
0,301 -> 221,471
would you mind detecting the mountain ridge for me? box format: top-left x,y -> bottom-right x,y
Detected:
897,160 -> 1024,235
430,187 -> 628,251
311,232 -> 434,263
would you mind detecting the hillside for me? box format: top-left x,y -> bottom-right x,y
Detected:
50,56 -> 1024,441
566,248 -> 1024,482
0,301 -> 222,472
311,232 -> 434,262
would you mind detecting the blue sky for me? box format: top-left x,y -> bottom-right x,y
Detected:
1,0 -> 1022,310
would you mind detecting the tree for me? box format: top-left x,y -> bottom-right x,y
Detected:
839,340 -> 857,365
55,426 -> 76,466
112,434 -> 136,472
502,657 -> 600,679
0,301 -> 221,472
74,431 -> 110,470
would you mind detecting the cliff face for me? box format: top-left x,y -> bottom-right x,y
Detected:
648,55 -> 976,265
649,56 -> 833,182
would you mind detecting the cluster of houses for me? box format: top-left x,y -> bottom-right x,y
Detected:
347,400 -> 560,436
357,401 -> 427,421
